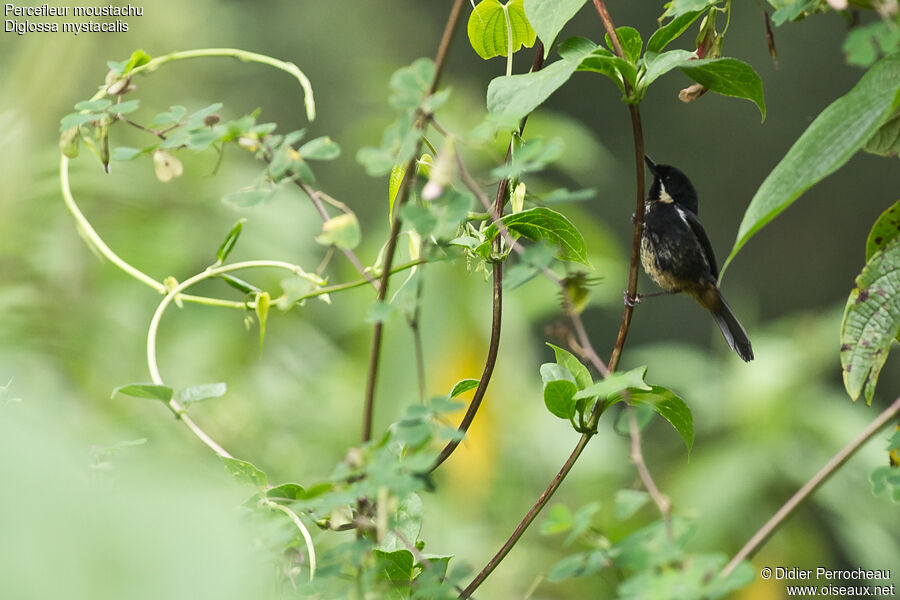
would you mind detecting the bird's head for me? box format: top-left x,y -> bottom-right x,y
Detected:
644,155 -> 699,214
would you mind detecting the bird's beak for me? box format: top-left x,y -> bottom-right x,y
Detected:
644,155 -> 658,176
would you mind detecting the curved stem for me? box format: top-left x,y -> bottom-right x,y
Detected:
61,155 -> 249,310
61,155 -> 164,292
720,395 -> 900,579
628,406 -> 672,538
130,48 -> 316,122
266,500 -> 317,581
361,0 -> 466,444
146,260 -> 313,456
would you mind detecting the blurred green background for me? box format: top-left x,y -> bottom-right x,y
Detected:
1,1 -> 898,598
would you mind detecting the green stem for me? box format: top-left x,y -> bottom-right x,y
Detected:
502,3 -> 514,77
128,48 -> 316,121
266,500 -> 317,581
60,155 -> 247,310
145,260 -> 315,457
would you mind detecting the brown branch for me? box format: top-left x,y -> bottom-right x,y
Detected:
628,405 -> 672,537
460,3 -> 647,595
719,395 -> 900,579
430,43 -> 544,470
362,0 -> 467,443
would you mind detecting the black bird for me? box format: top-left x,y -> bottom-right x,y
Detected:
639,156 -> 753,362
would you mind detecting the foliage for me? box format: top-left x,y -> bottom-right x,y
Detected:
21,0 -> 900,598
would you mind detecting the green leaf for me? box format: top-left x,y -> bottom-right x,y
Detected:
572,366 -> 651,401
315,213 -> 361,250
491,137 -> 564,178
221,186 -> 276,209
74,99 -> 112,112
216,219 -> 246,264
255,291 -> 270,350
546,343 -> 592,389
111,146 -> 144,161
626,385 -> 694,451
468,0 -> 537,60
111,100 -> 140,115
117,49 -> 152,74
870,466 -> 900,502
540,363 -> 578,419
298,136 -> 341,160
723,52 -> 900,274
577,49 -> 638,92
843,21 -> 900,68
390,58 -> 436,110
605,26 -> 643,64
866,200 -> 900,262
176,383 -> 227,406
358,146 -> 396,177
449,379 -> 480,397
266,483 -> 306,500
771,0 -> 818,26
540,504 -> 574,535
378,494 -> 424,553
486,44 -> 593,120
374,549 -> 415,583
614,489 -> 651,520
864,109 -> 900,157
841,237 -> 900,404
524,0 -> 587,57
59,112 -> 104,132
640,49 -> 696,88
647,8 -> 708,53
662,0 -> 721,19
111,383 -> 173,401
483,207 -> 591,266
679,57 -> 766,120
388,163 -> 407,224
221,457 -> 268,490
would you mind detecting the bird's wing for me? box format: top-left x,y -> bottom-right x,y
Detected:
677,207 -> 719,280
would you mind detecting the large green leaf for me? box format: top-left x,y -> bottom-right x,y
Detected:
840,237 -> 900,405
524,0 -> 587,57
625,386 -> 694,452
486,38 -> 595,119
604,26 -> 643,65
723,51 -> 900,274
546,343 -> 593,389
640,49 -> 696,88
662,0 -> 721,19
679,58 -> 766,120
468,0 -> 537,60
646,8 -> 709,53
573,366 -> 651,401
482,207 -> 591,266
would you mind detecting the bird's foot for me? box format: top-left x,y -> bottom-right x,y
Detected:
623,291 -> 641,307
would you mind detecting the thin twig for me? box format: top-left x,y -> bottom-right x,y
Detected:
720,395 -> 900,579
627,406 -> 672,538
362,0 -> 467,443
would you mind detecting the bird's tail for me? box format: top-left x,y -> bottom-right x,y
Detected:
695,284 -> 754,362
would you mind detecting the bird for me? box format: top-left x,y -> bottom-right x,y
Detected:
638,155 -> 753,362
